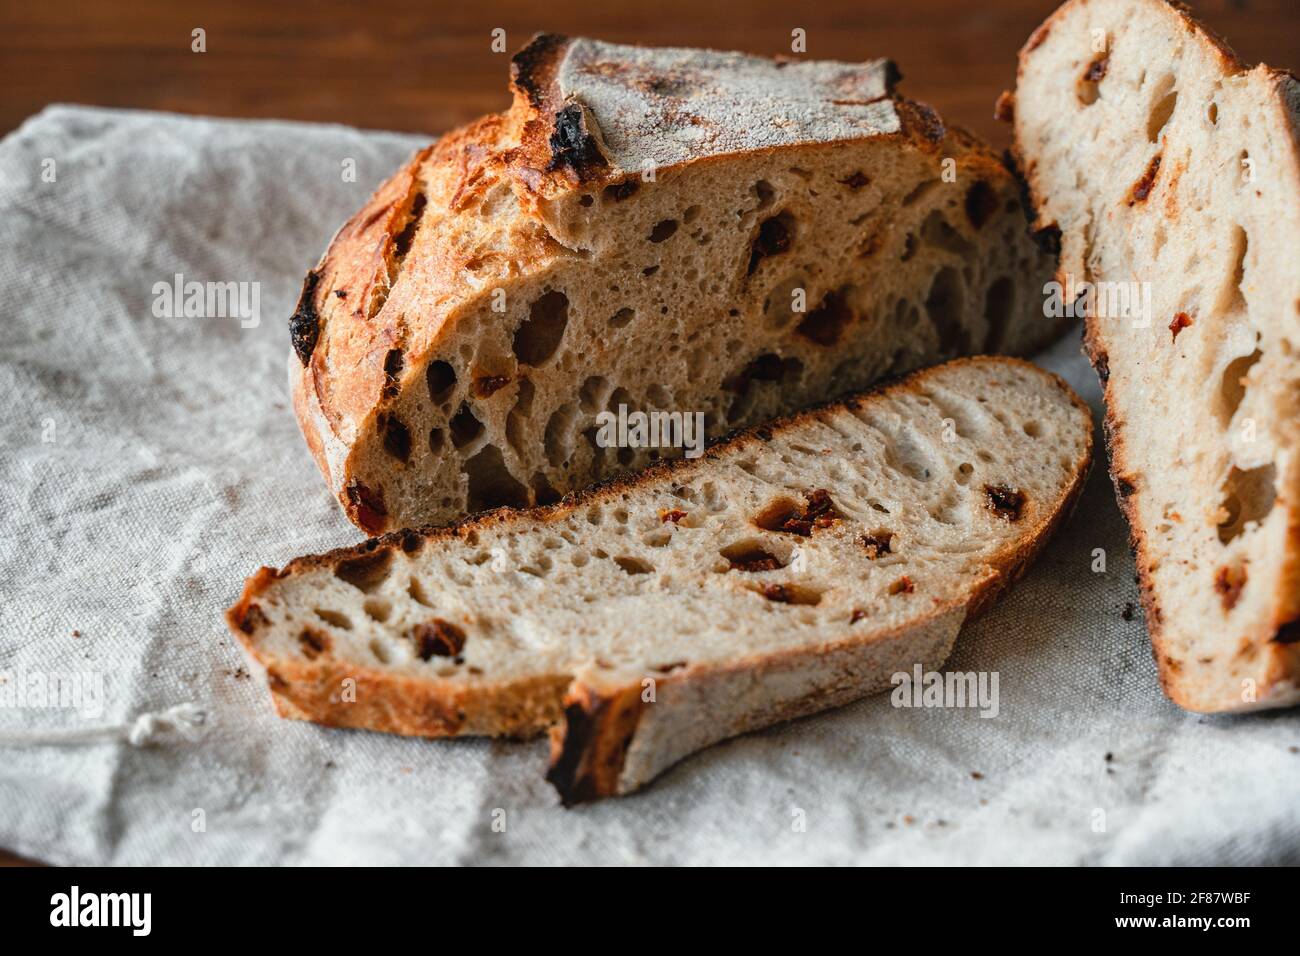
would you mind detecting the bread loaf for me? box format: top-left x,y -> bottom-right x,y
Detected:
291,35 -> 1067,534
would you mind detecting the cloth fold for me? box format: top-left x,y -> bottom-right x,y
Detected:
0,106 -> 1295,866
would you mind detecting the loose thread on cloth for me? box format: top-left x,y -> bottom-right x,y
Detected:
0,704 -> 209,747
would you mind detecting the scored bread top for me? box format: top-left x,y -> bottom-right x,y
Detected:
511,35 -> 903,192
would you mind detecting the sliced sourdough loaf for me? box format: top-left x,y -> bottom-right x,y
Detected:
229,358 -> 1093,802
291,34 -> 1067,535
1009,0 -> 1300,712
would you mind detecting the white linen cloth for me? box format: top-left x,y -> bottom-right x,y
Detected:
1,106 -> 1296,866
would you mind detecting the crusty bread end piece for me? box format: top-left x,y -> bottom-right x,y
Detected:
290,34 -> 1068,535
1009,0 -> 1300,712
229,357 -> 1092,801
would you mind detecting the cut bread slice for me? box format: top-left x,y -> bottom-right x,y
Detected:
229,358 -> 1092,802
1009,0 -> 1300,712
291,34 -> 1068,535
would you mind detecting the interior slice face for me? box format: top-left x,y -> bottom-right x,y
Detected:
1014,0 -> 1300,709
234,359 -> 1091,740
353,138 -> 1059,531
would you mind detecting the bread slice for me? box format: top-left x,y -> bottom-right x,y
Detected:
290,34 -> 1068,535
1008,0 -> 1300,712
229,357 -> 1092,802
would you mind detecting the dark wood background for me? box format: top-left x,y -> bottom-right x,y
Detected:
1,0 -> 1296,867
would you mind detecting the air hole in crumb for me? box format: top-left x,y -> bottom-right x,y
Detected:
464,444 -> 528,512
314,608 -> 352,630
983,276 -> 1016,351
450,403 -> 484,448
379,413 -> 412,463
983,484 -> 1026,521
428,427 -> 445,454
720,540 -> 786,572
544,403 -> 578,467
747,211 -> 795,275
369,638 -> 392,664
753,180 -> 776,208
1077,55 -> 1108,106
1023,421 -> 1042,438
513,291 -> 569,366
956,462 -> 974,485
603,180 -> 638,202
964,181 -> 998,230
753,582 -> 822,606
888,576 -> 915,595
796,288 -> 855,346
382,348 -> 405,399
1217,464 -> 1276,544
408,578 -> 434,608
610,307 -> 635,328
649,219 -> 678,242
1218,346 -> 1261,426
1147,75 -> 1178,142
335,550 -> 393,593
426,360 -> 457,403
614,556 -> 653,575
925,266 -> 967,355
363,597 -> 392,622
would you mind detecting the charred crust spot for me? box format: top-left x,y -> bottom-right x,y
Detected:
344,480 -> 388,535
839,171 -> 871,190
754,425 -> 774,442
883,60 -> 903,90
660,508 -> 687,524
1274,621 -> 1300,645
237,603 -> 269,635
983,484 -> 1026,521
964,180 -> 998,230
510,33 -> 568,108
298,627 -> 331,660
547,103 -> 609,180
902,98 -> 945,145
399,530 -> 424,554
546,688 -> 643,807
860,532 -> 893,559
1213,564 -> 1247,612
1090,347 -> 1110,383
335,547 -> 393,593
993,90 -> 1015,124
289,270 -> 322,366
1169,312 -> 1193,341
1128,154 -> 1162,205
473,374 -> 511,398
410,618 -> 467,660
1115,475 -> 1138,498
333,289 -> 347,300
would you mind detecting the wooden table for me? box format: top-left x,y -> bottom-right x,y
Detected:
0,0 -> 1295,867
